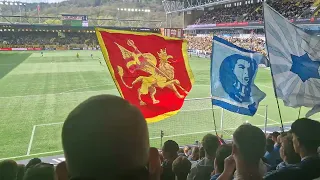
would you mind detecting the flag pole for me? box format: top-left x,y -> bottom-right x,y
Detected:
211,104 -> 218,137
298,107 -> 302,119
263,2 -> 284,132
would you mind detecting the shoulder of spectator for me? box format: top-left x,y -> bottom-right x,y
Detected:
187,162 -> 198,180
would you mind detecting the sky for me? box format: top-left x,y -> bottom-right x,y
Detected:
3,0 -> 66,3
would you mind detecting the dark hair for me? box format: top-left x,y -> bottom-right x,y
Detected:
172,156 -> 191,179
163,140 -> 179,154
271,131 -> 280,139
215,144 -> 232,173
62,95 -> 149,179
291,118 -> 320,152
266,138 -> 275,153
190,146 -> 200,161
0,160 -> 18,180
282,134 -> 301,164
202,134 -> 220,157
26,158 -> 41,169
233,124 -> 266,164
219,54 -> 257,103
23,163 -> 55,180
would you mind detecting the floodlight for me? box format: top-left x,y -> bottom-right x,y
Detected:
117,8 -> 119,10
120,8 -> 123,11
124,8 -> 127,11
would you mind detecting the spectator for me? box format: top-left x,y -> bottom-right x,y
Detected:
276,134 -> 301,170
271,131 -> 281,145
218,124 -> 266,180
17,164 -> 25,180
0,160 -> 18,180
188,147 -> 200,161
264,138 -> 279,167
211,144 -> 232,180
264,118 -> 320,180
55,161 -> 68,180
178,148 -> 185,157
188,134 -> 220,180
184,146 -> 191,157
23,163 -> 55,180
26,158 -> 41,170
149,147 -> 162,180
62,95 -> 149,180
172,156 -> 191,180
161,140 -> 179,180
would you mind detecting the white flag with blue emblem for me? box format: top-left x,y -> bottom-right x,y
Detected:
264,3 -> 320,117
211,36 -> 266,116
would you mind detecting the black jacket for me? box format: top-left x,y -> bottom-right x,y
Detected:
264,156 -> 320,180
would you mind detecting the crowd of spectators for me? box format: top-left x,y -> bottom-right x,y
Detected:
186,35 -> 266,56
195,0 -> 315,25
1,94 -> 320,180
0,32 -> 98,47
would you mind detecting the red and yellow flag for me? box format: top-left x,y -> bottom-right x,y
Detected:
95,28 -> 194,123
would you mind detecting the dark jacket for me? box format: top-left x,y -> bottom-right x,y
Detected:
264,156 -> 320,180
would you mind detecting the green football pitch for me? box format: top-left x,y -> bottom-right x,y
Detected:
0,50 -> 319,160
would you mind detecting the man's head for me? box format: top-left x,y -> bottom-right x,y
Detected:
23,163 -> 55,180
280,134 -> 301,164
290,118 -> 320,156
183,146 -> 190,156
62,95 -> 149,179
271,131 -> 280,143
0,160 -> 18,180
162,140 -> 179,160
202,134 -> 220,158
233,124 -> 266,165
190,146 -> 200,161
172,156 -> 191,180
214,144 -> 232,174
26,158 -> 41,169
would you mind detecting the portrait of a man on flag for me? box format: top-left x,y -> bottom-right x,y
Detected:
95,28 -> 194,122
211,36 -> 266,116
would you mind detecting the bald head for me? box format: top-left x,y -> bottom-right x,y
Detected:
62,95 -> 149,178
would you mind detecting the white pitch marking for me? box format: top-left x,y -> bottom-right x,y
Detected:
149,120 -> 295,140
256,113 -> 278,124
58,157 -> 65,161
1,121 -> 296,161
0,150 -> 63,161
52,159 -> 61,163
26,125 -> 36,155
257,83 -> 273,89
35,122 -> 64,127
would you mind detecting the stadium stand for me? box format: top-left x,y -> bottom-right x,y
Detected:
194,0 -> 315,25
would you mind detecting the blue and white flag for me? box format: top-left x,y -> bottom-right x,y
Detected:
264,3 -> 320,117
211,36 -> 266,116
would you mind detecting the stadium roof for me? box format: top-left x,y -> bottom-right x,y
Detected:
163,0 -> 242,13
2,0 -> 66,3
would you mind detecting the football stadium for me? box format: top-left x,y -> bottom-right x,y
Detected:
1,0 -> 320,179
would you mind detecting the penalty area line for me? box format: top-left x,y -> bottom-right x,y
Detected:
26,126 -> 36,155
0,150 -> 64,161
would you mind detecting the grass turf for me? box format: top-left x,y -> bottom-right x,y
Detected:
0,50 -> 319,160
